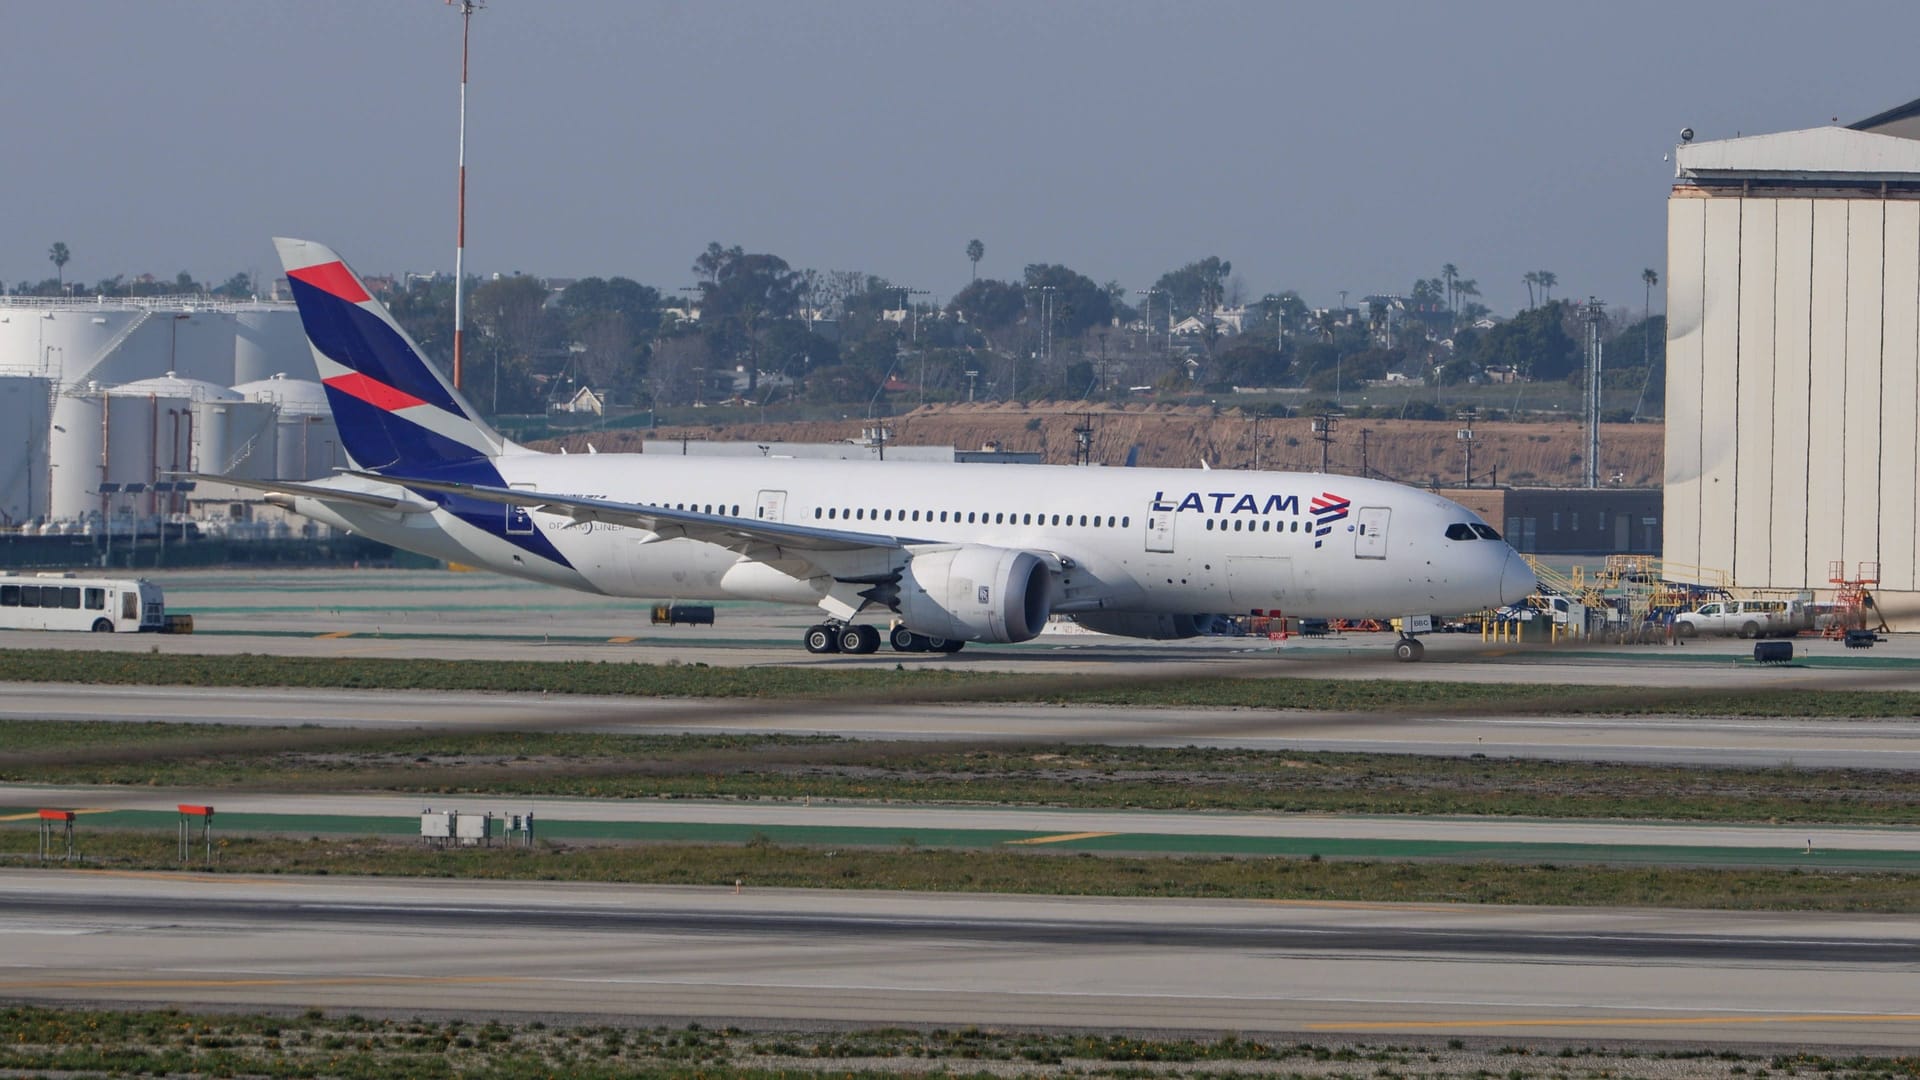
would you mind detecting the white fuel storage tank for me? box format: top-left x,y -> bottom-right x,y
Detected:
234,374 -> 340,479
0,376 -> 51,524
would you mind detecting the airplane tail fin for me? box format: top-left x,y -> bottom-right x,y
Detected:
274,237 -> 506,475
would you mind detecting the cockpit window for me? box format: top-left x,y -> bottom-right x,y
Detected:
1471,523 -> 1502,541
1444,523 -> 1477,541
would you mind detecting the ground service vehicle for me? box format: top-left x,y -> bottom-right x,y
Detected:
1673,599 -> 1811,639
0,572 -> 164,632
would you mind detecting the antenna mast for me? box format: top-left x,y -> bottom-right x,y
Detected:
449,0 -> 482,391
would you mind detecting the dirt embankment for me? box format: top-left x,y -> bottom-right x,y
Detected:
537,403 -> 1664,487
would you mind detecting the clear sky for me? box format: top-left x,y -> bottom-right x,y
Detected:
5,1 -> 1916,315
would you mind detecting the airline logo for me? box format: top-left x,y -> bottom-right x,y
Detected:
1309,492 -> 1350,548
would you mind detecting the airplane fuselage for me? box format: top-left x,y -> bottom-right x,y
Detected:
294,452 -> 1532,621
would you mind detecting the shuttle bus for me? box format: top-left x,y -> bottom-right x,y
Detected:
0,572 -> 165,632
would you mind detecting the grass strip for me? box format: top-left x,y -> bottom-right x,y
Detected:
3,1004 -> 1897,1079
4,831 -> 1920,912
8,719 -> 1920,824
6,646 -> 1920,715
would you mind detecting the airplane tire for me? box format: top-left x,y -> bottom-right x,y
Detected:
840,624 -> 881,655
890,626 -> 929,653
935,638 -> 965,653
804,625 -> 839,654
1393,638 -> 1424,663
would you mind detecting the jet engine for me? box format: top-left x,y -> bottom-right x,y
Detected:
896,545 -> 1053,643
1070,612 -> 1225,639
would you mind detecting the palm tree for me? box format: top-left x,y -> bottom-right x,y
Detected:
1642,267 -> 1659,320
1454,279 -> 1480,322
966,239 -> 984,282
1522,272 -> 1538,309
48,242 -> 70,291
1536,270 -> 1557,303
1440,263 -> 1459,320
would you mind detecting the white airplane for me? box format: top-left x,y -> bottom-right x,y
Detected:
213,238 -> 1534,660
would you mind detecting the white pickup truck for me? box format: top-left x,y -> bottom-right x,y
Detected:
1672,599 -> 1812,639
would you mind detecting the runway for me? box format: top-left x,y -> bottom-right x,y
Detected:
9,681 -> 1920,768
0,870 -> 1915,1047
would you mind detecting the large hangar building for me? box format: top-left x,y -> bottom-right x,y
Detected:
1666,100 -> 1920,614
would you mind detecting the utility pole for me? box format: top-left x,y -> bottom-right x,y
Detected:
1312,413 -> 1339,474
1358,426 -> 1372,478
448,0 -> 483,391
1457,407 -> 1477,486
1584,297 -> 1605,489
1073,412 -> 1096,466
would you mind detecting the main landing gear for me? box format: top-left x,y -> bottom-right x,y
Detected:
888,624 -> 964,654
1392,635 -> 1426,663
802,622 -> 964,655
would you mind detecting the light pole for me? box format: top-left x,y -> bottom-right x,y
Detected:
1262,294 -> 1285,354
1135,288 -> 1164,355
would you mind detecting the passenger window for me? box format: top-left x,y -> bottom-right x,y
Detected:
1022,513 -> 1032,525
939,511 -> 948,522
1,584 -> 17,607
912,510 -> 920,521
1445,523 -> 1476,541
967,512 -> 976,523
1205,519 -> 1215,531
62,587 -> 80,609
995,513 -> 1004,524
1233,520 -> 1243,531
856,509 -> 865,520
1471,524 -> 1501,541
1121,516 -> 1129,528
814,508 -> 823,519
883,509 -> 892,521
20,586 -> 39,608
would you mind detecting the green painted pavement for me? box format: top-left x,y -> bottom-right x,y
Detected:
5,807 -> 1914,871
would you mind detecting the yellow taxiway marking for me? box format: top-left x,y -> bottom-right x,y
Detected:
0,808 -> 109,823
2,975 -> 529,991
608,636 -> 637,644
1310,1013 -> 1920,1031
1004,831 -> 1116,845
314,631 -> 356,640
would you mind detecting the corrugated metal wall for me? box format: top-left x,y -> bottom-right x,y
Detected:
1665,191 -> 1920,599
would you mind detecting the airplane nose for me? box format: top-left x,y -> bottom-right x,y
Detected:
1499,548 -> 1536,606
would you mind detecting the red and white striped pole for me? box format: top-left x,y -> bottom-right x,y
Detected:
450,0 -> 480,390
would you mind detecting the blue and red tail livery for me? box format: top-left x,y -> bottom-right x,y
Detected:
274,238 -> 571,570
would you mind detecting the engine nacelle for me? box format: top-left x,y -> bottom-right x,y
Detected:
897,544 -> 1053,643
1070,612 -> 1223,640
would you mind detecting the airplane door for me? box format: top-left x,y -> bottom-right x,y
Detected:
1144,506 -> 1176,553
756,489 -> 787,522
1354,507 -> 1389,559
505,483 -> 535,535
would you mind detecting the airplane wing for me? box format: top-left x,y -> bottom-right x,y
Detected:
349,471 -> 927,554
177,474 -> 436,513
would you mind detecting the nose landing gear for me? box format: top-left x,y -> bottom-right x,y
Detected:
1393,635 -> 1425,662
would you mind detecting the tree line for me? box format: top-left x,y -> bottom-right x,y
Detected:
13,239 -> 1667,418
